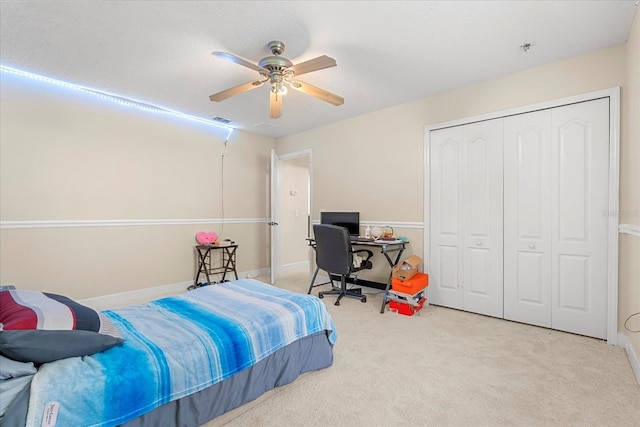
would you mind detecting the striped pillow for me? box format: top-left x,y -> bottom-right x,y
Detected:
0,290 -> 123,363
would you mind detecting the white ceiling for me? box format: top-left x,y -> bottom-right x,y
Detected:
1,1 -> 637,138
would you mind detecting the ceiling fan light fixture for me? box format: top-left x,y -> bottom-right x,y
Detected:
209,40 -> 343,118
271,82 -> 287,102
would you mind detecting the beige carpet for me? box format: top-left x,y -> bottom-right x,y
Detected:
205,269 -> 640,427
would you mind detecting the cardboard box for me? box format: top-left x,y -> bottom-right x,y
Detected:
392,272 -> 428,295
389,297 -> 427,316
392,255 -> 423,281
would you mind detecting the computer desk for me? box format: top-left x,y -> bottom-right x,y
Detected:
353,240 -> 409,313
307,238 -> 408,314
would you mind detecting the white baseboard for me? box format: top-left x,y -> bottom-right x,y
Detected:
79,268 -> 270,310
618,331 -> 640,386
190,267 -> 269,283
281,261 -> 309,272
242,268 -> 270,280
79,281 -> 191,310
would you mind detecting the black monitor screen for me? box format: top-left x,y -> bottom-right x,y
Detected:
320,212 -> 360,236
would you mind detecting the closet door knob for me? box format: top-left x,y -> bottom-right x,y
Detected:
528,243 -> 536,249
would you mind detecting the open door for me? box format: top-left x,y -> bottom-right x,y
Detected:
270,149 -> 313,285
270,149 -> 282,284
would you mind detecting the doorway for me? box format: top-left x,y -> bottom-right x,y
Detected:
270,149 -> 312,284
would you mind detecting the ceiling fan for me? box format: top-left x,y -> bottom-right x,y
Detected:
209,40 -> 344,119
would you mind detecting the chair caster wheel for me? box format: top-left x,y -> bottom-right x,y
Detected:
318,294 -> 324,299
334,301 -> 340,306
361,296 -> 367,303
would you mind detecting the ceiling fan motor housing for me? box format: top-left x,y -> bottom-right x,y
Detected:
259,56 -> 293,71
267,40 -> 285,55
258,41 -> 293,73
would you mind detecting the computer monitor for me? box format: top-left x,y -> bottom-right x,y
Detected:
320,211 -> 360,236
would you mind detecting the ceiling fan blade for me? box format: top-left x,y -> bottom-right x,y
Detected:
289,80 -> 344,106
209,80 -> 264,102
289,55 -> 337,76
270,90 -> 282,119
212,51 -> 269,74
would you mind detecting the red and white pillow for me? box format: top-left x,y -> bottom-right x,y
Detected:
0,290 -> 123,363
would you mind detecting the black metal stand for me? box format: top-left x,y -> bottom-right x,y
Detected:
191,244 -> 239,290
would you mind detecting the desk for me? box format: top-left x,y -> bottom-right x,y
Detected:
307,238 -> 408,313
192,244 -> 239,289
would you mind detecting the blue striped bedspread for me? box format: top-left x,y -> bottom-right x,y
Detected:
25,279 -> 337,427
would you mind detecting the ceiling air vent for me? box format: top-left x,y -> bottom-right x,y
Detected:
211,116 -> 232,124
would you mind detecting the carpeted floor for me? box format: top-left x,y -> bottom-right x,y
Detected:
203,269 -> 640,427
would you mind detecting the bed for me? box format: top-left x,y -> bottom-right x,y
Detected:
0,279 -> 336,427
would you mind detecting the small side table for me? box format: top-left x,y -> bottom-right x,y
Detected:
192,244 -> 239,289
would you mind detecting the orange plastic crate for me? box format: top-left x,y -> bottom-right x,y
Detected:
389,297 -> 426,316
391,272 -> 428,295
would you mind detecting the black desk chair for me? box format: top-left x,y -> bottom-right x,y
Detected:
307,224 -> 373,306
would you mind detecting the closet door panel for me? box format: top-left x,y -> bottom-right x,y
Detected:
551,98 -> 609,339
462,119 -> 503,318
504,110 -> 552,327
429,126 -> 465,309
557,254 -> 590,308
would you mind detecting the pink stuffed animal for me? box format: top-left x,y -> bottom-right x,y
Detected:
196,231 -> 218,245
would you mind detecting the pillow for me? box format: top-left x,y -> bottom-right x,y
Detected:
0,355 -> 36,380
196,231 -> 218,245
0,355 -> 37,422
0,290 -> 124,363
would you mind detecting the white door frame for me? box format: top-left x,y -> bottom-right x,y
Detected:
270,149 -> 313,281
424,87 -> 620,345
270,149 -> 282,285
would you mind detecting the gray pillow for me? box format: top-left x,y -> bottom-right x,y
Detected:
0,330 -> 124,364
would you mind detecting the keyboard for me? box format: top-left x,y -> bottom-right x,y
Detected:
351,236 -> 374,242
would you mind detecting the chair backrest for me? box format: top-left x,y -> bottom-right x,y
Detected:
313,224 -> 352,276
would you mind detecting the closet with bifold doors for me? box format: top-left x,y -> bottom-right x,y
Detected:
428,119 -> 504,319
428,96 -> 612,339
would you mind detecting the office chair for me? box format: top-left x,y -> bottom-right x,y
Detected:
307,224 -> 374,306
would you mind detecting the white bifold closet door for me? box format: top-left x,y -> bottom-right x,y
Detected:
504,109 -> 553,327
503,98 -> 610,339
429,119 -> 504,318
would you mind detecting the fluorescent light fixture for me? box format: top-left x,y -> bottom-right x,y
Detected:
0,65 -> 234,140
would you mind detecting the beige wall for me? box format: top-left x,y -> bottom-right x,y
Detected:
280,156 -> 310,266
0,72 -> 274,299
277,35 -> 638,348
622,7 -> 640,359
278,44 -> 627,221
